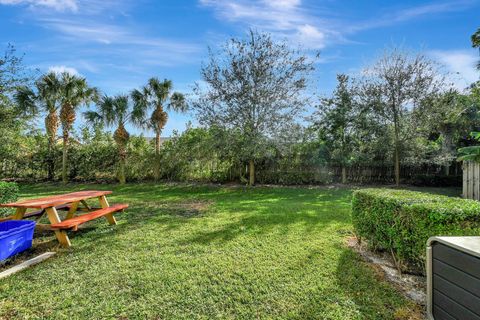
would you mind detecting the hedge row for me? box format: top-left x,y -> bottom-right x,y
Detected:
351,188 -> 480,274
0,181 -> 19,217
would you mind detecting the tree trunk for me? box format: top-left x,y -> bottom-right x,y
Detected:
60,104 -> 75,184
394,145 -> 400,186
444,165 -> 450,176
62,131 -> 68,184
341,166 -> 347,184
45,111 -> 58,181
155,131 -> 161,156
118,153 -> 126,184
113,125 -> 129,185
154,130 -> 161,181
393,111 -> 400,186
47,143 -> 54,181
442,127 -> 454,176
248,160 -> 255,186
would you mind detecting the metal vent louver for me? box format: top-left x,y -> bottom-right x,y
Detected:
427,237 -> 480,320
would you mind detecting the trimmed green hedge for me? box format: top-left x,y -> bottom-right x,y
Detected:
0,182 -> 19,217
351,188 -> 480,273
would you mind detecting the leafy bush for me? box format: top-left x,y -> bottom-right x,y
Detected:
0,181 -> 19,217
351,188 -> 480,273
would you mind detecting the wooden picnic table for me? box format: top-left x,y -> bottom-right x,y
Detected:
0,190 -> 127,247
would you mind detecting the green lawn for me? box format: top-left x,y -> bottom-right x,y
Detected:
0,184 -> 423,319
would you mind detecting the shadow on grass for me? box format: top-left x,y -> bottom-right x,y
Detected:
181,204 -> 348,245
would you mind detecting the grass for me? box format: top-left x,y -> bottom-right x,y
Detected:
0,183 -> 433,319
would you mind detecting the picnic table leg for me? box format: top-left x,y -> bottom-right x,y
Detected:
13,208 -> 27,220
99,196 -> 116,225
80,200 -> 91,210
65,201 -> 80,220
45,207 -> 71,248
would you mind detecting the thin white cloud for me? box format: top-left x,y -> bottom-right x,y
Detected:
39,18 -> 126,44
48,65 -> 79,75
430,50 -> 479,90
263,0 -> 299,9
395,1 -> 473,21
349,0 -> 476,33
200,0 -> 477,50
38,18 -> 200,55
0,0 -> 77,11
199,0 -> 336,50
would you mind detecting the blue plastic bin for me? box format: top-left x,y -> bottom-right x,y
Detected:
0,220 -> 35,261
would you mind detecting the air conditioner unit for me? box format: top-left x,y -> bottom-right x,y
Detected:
427,236 -> 480,320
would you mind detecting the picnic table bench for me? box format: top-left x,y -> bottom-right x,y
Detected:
0,190 -> 128,247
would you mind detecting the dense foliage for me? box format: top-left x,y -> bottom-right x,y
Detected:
0,181 -> 18,216
0,28 -> 479,185
352,188 -> 480,273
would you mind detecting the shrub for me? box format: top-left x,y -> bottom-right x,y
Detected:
0,181 -> 19,217
351,188 -> 480,274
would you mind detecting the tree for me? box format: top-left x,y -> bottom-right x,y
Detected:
314,74 -> 357,183
15,72 -> 61,180
85,94 -> 145,184
58,72 -> 98,183
0,44 -> 34,174
472,27 -> 480,70
360,48 -> 445,186
0,44 -> 31,107
131,78 -> 186,180
192,30 -> 315,185
416,89 -> 478,175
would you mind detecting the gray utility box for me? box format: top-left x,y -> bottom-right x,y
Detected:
427,237 -> 480,320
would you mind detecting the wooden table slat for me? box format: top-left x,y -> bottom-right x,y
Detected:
0,190 -> 112,209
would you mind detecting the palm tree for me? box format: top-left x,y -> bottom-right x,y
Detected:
85,94 -> 146,184
58,72 -> 99,183
15,72 -> 61,180
131,78 -> 187,180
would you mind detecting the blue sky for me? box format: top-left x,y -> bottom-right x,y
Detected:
1,0 -> 479,136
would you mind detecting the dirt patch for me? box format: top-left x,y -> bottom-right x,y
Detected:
138,199 -> 214,218
394,305 -> 425,320
169,200 -> 213,217
346,236 -> 426,318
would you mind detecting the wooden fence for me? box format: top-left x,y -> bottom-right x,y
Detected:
463,161 -> 480,200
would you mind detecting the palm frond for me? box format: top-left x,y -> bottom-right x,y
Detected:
14,86 -> 38,115
130,89 -> 148,128
471,132 -> 480,141
92,94 -> 133,128
148,77 -> 171,103
458,145 -> 480,162
36,72 -> 61,112
168,92 -> 188,112
83,111 -> 103,124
